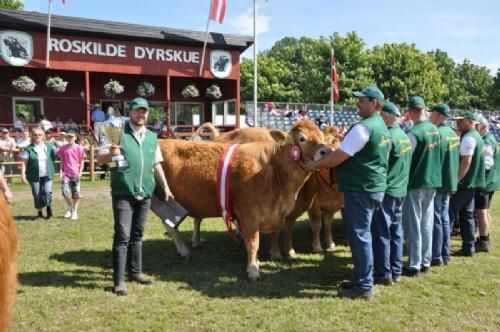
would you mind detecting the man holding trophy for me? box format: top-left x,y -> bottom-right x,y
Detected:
97,97 -> 173,296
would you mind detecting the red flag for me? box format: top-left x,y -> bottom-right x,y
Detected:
210,0 -> 226,24
331,50 -> 340,102
61,0 -> 66,3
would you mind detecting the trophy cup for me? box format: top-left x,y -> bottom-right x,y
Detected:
102,116 -> 129,170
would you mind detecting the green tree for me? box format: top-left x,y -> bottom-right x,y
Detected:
0,0 -> 24,10
455,59 -> 493,109
369,43 -> 446,107
491,68 -> 500,109
429,49 -> 468,108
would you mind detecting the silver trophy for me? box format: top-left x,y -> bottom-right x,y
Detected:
102,116 -> 129,170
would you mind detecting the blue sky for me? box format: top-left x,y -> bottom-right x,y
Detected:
23,0 -> 500,73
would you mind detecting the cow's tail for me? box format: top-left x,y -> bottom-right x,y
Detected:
192,122 -> 220,141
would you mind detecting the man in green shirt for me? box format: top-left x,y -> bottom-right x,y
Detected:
473,114 -> 498,252
305,86 -> 390,299
97,97 -> 173,296
403,96 -> 442,277
372,102 -> 412,284
429,104 -> 459,266
450,111 -> 485,256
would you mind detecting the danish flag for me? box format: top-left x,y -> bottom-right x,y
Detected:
209,0 -> 226,24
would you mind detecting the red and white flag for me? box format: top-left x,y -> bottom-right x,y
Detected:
209,0 -> 226,24
331,49 -> 340,102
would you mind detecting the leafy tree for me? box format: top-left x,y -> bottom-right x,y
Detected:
429,49 -> 467,109
455,59 -> 493,110
0,0 -> 24,10
369,43 -> 446,107
491,68 -> 500,109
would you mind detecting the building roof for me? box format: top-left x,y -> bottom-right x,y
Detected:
0,7 -> 254,52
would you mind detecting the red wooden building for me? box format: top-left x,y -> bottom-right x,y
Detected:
0,8 -> 253,133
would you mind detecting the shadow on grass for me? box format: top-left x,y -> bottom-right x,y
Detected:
40,220 -> 354,299
15,215 -> 41,221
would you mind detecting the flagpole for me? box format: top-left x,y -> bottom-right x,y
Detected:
46,0 -> 53,68
253,0 -> 258,127
330,48 -> 334,125
199,0 -> 213,77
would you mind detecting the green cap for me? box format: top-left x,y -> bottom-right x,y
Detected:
382,102 -> 401,117
431,103 -> 451,118
129,97 -> 149,111
454,111 -> 478,121
353,86 -> 384,101
408,96 -> 425,109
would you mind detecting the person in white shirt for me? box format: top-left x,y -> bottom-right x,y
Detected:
13,115 -> 25,131
38,115 -> 53,132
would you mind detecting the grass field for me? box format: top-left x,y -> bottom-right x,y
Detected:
8,180 -> 500,331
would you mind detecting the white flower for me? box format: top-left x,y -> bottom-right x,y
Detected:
182,84 -> 199,98
206,84 -> 222,99
104,79 -> 124,98
12,76 -> 36,92
46,76 -> 68,93
137,82 -> 155,97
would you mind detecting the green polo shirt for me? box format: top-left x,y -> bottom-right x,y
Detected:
386,124 -> 412,198
437,124 -> 460,192
458,129 -> 485,191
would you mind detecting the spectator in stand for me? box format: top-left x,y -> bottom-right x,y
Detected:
57,132 -> 85,221
13,115 -> 25,131
64,118 -> 79,132
44,130 -> 57,147
91,103 -> 106,143
39,115 -> 53,132
473,114 -> 498,253
20,127 -> 57,219
0,128 -> 19,181
54,131 -> 67,148
51,117 -> 64,131
158,126 -> 169,139
151,119 -> 162,133
16,128 -> 31,150
76,133 -> 91,150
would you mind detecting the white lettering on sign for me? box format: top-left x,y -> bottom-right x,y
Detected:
49,38 -> 200,63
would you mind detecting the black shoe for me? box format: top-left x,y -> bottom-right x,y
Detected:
430,260 -> 442,267
402,266 -> 420,278
454,249 -> 474,257
420,266 -> 430,273
112,283 -> 128,296
46,206 -> 53,219
337,286 -> 373,300
475,240 -> 490,253
37,211 -> 43,219
129,273 -> 154,285
340,280 -> 355,289
374,277 -> 393,286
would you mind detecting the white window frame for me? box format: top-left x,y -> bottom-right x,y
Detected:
212,99 -> 237,126
12,97 -> 44,122
173,102 -> 204,126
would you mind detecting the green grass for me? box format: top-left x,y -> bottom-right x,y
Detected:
9,182 -> 500,331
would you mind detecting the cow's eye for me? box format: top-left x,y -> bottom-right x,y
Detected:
299,136 -> 307,143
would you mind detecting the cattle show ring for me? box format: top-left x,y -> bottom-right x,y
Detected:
0,5 -> 499,332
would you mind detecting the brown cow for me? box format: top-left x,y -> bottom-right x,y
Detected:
189,123 -> 344,259
159,120 -> 328,280
0,196 -> 18,332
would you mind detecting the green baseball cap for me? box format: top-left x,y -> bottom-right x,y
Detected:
353,86 -> 384,101
454,111 -> 478,121
431,103 -> 451,118
129,97 -> 149,111
382,102 -> 401,117
408,96 -> 426,109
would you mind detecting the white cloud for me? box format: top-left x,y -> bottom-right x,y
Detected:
229,7 -> 270,36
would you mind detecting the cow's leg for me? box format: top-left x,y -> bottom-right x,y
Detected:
323,210 -> 336,252
270,230 -> 282,261
308,205 -> 323,253
191,218 -> 202,248
245,230 -> 260,281
163,223 -> 190,258
284,219 -> 297,258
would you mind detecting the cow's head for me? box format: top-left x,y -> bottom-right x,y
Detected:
277,120 -> 329,162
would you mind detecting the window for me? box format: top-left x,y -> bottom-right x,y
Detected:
212,99 -> 236,125
174,102 -> 203,126
12,97 -> 43,123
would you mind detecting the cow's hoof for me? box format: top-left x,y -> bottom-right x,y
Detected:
312,247 -> 323,254
325,243 -> 336,252
270,252 -> 282,261
286,249 -> 297,258
248,271 -> 260,282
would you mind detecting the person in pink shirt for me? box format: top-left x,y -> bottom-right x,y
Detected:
57,132 -> 85,220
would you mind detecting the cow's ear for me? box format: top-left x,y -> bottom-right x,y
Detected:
269,129 -> 288,145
